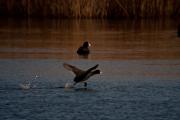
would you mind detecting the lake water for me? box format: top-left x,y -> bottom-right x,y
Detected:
0,19 -> 180,120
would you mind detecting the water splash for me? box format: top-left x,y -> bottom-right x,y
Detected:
64,82 -> 74,88
19,83 -> 31,90
19,75 -> 39,90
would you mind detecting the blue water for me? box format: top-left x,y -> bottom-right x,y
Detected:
0,59 -> 180,120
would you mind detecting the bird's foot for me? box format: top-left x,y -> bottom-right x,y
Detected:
84,82 -> 87,87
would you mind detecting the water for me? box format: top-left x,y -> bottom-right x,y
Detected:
0,19 -> 180,120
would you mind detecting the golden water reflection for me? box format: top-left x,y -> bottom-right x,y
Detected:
0,19 -> 180,60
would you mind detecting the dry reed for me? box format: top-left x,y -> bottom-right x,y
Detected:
0,0 -> 179,18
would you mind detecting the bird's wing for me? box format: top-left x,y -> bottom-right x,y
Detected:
63,63 -> 83,76
87,64 -> 99,72
77,46 -> 83,54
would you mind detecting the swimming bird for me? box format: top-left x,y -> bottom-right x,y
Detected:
77,41 -> 91,55
63,63 -> 101,87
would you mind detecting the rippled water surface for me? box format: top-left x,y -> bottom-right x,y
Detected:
0,19 -> 180,120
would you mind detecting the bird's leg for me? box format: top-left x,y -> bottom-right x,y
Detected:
84,82 -> 87,87
73,82 -> 77,86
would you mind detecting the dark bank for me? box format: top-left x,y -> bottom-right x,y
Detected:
0,0 -> 180,18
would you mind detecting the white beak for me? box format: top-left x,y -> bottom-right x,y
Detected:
89,43 -> 91,47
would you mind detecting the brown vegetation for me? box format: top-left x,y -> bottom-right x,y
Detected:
0,0 -> 179,18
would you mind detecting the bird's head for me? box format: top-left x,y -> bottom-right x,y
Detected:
83,41 -> 91,48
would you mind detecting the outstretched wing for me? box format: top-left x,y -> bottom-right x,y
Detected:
63,63 -> 83,76
86,64 -> 99,73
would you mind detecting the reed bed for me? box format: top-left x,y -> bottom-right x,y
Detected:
0,0 -> 179,18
